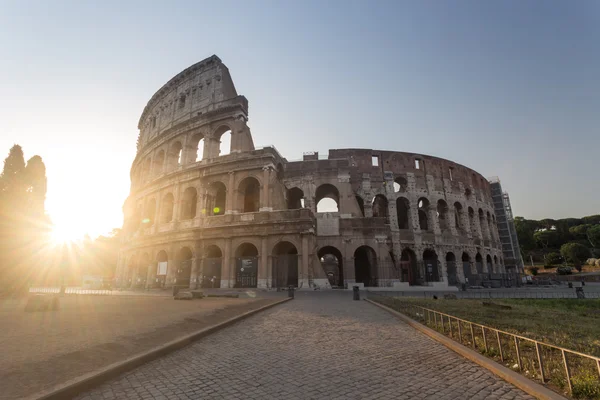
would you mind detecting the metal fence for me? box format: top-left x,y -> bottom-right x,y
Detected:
372,297 -> 600,397
29,287 -> 114,295
371,290 -> 600,299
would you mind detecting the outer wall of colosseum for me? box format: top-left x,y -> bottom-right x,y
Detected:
116,55 -> 506,291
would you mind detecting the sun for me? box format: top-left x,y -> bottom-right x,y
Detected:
50,224 -> 81,244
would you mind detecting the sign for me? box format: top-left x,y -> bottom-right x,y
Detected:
157,262 -> 168,276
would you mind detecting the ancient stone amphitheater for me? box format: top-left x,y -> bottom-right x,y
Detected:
117,55 -> 510,291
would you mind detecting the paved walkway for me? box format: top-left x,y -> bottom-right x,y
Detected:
76,293 -> 534,400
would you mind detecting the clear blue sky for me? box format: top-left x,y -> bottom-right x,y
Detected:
0,0 -> 598,236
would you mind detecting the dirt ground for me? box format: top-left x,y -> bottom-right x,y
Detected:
0,294 -> 278,400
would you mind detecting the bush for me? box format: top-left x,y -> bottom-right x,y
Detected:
557,266 -> 573,275
545,252 -> 562,266
529,266 -> 539,276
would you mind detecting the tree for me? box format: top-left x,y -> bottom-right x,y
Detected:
533,230 -> 560,249
545,252 -> 562,266
560,242 -> 591,272
588,225 -> 600,248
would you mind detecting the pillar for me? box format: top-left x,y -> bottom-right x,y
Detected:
189,257 -> 199,289
258,236 -> 268,288
300,234 -> 310,289
260,166 -> 272,212
221,238 -> 232,288
226,171 -> 235,215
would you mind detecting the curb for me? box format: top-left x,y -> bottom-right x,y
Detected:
29,297 -> 292,400
365,299 -> 566,400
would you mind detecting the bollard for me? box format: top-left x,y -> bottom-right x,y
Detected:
353,285 -> 360,301
288,286 -> 295,299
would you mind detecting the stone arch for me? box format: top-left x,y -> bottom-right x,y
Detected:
181,187 -> 198,219
238,176 -> 261,213
354,245 -> 378,287
454,202 -> 463,231
418,197 -> 430,231
393,176 -> 407,193
486,254 -> 493,273
446,252 -> 457,285
355,195 -> 365,217
175,247 -> 193,287
167,141 -> 183,172
160,193 -> 174,223
153,150 -> 165,176
475,253 -> 484,274
207,181 -> 226,216
318,246 -> 344,287
400,248 -> 418,285
202,245 -> 222,288
468,207 -> 476,233
372,194 -> 389,221
272,241 -> 299,288
423,249 -> 439,282
462,252 -> 472,282
214,125 -> 232,157
287,187 -> 305,209
437,200 -> 449,232
190,133 -> 205,162
234,243 -> 258,288
315,184 -> 340,213
396,197 -> 410,229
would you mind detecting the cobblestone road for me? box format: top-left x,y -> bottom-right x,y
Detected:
77,293 -> 535,400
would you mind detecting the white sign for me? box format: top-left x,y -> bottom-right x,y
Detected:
157,262 -> 168,276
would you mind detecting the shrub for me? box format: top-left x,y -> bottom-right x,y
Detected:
560,243 -> 591,272
557,266 -> 573,275
529,267 -> 539,276
545,252 -> 562,266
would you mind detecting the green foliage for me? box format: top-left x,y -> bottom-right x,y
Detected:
528,266 -> 539,275
571,373 -> 600,399
545,252 -> 562,266
588,225 -> 600,248
561,242 -> 591,271
556,266 -> 573,275
533,230 -> 560,249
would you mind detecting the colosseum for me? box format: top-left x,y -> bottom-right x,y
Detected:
116,55 -> 512,292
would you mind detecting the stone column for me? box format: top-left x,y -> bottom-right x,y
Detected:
260,166 -> 272,212
258,237 -> 269,288
300,234 -> 310,289
172,184 -> 181,222
221,238 -> 232,288
226,171 -> 235,215
189,258 -> 199,289
429,206 -> 441,235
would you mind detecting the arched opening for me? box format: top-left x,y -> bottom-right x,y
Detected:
393,176 -> 407,193
396,197 -> 410,229
218,129 -> 231,156
494,255 -> 499,272
238,177 -> 260,213
437,200 -> 449,232
181,187 -> 197,219
234,243 -> 258,288
144,198 -> 156,226
400,248 -> 418,285
446,252 -> 457,285
318,246 -> 343,288
355,196 -> 365,217
160,193 -> 174,223
135,253 -> 150,288
454,202 -> 463,231
423,249 -> 439,282
315,184 -> 340,213
153,150 -> 165,176
468,207 -> 476,233
462,252 -> 471,283
287,187 -> 305,209
372,194 -> 389,222
176,247 -> 193,287
487,211 -> 494,239
354,246 -> 378,287
168,141 -> 183,171
478,209 -> 486,238
202,245 -> 222,288
486,254 -> 493,273
418,198 -> 430,231
190,133 -> 205,162
465,187 -> 472,200
155,250 -> 168,288
142,158 -> 152,182
475,253 -> 483,274
207,182 -> 226,216
272,241 -> 298,288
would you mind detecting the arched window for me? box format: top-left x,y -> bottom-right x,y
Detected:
153,150 -> 165,176
468,207 -> 476,233
454,202 -> 463,230
315,184 -> 340,213
181,187 -> 198,219
418,198 -> 430,231
191,133 -> 205,162
168,142 -> 183,171
238,177 -> 260,213
372,194 -> 389,221
393,176 -> 407,193
219,129 -> 231,156
355,196 -> 365,217
160,193 -> 174,223
479,209 -> 487,238
396,197 -> 410,229
207,182 -> 226,216
437,200 -> 449,232
287,187 -> 305,209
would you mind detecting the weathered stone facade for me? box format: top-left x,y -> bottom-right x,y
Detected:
116,55 -> 506,291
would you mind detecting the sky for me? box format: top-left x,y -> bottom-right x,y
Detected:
0,0 -> 598,239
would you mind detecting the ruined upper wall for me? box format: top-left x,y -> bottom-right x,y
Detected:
136,55 -> 242,151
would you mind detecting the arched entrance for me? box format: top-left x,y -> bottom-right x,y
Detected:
235,243 -> 258,288
423,249 -> 439,282
354,246 -> 378,287
462,252 -> 471,284
318,246 -> 343,288
137,253 -> 150,288
201,245 -> 222,288
475,253 -> 484,274
400,248 -> 418,285
272,242 -> 298,288
446,252 -> 457,285
486,254 -> 494,273
155,250 -> 168,288
176,247 -> 193,287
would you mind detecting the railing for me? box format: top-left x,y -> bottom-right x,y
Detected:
372,297 -> 600,398
29,287 -> 113,296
